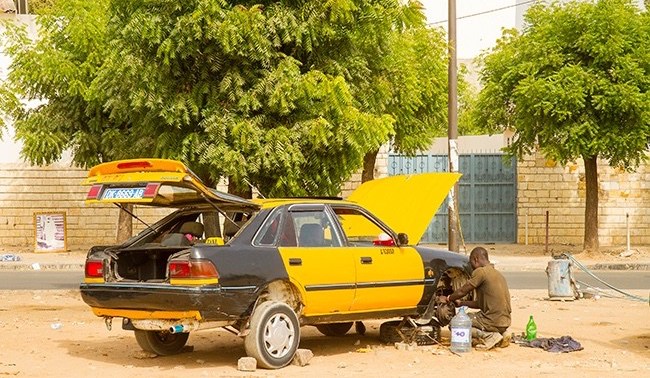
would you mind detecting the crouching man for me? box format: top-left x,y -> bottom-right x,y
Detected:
438,246 -> 511,350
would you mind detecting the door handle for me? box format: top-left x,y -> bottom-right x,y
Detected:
289,258 -> 302,266
360,257 -> 372,264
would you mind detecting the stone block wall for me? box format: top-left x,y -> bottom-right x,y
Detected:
7,146 -> 647,251
517,153 -> 650,247
0,162 -> 169,251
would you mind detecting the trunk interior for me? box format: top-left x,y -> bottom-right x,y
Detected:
107,247 -> 188,282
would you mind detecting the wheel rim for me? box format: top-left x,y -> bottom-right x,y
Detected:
263,313 -> 295,359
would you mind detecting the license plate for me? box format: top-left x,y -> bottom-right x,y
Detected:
102,187 -> 145,200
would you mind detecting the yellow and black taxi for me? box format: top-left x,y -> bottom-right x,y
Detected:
79,159 -> 470,368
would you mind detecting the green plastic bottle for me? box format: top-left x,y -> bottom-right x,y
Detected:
526,315 -> 537,340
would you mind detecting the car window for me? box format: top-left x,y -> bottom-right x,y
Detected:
332,207 -> 395,247
280,210 -> 341,247
253,209 -> 283,246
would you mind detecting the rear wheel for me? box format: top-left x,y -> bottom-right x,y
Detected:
244,301 -> 300,369
134,329 -> 189,355
315,322 -> 354,337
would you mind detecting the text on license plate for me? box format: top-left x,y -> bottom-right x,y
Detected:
102,188 -> 145,200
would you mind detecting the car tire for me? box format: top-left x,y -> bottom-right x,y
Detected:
134,329 -> 189,355
244,301 -> 300,369
315,322 -> 354,337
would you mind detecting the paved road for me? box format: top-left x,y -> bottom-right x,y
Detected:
0,270 -> 648,291
0,271 -> 85,290
504,271 -> 650,290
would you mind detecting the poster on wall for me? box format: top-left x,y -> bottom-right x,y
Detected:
34,212 -> 67,253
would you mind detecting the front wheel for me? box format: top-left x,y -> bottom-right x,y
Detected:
244,301 -> 300,369
134,329 -> 189,355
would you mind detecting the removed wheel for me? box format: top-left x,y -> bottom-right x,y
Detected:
379,320 -> 440,345
244,301 -> 300,369
315,322 -> 354,337
379,320 -> 407,343
134,329 -> 189,355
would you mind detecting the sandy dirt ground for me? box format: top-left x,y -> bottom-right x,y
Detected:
0,289 -> 648,378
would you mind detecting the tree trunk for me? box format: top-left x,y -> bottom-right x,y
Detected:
361,149 -> 379,183
228,177 -> 252,198
116,204 -> 133,244
583,155 -> 599,252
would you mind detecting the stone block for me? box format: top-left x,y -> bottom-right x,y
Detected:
291,348 -> 313,367
237,357 -> 257,372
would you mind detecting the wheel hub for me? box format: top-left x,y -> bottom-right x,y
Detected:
263,313 -> 294,358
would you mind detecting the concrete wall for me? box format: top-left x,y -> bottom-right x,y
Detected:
2,143 -> 649,250
0,161 -> 171,251
517,153 -> 650,247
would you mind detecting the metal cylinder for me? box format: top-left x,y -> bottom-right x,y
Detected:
546,259 -> 574,300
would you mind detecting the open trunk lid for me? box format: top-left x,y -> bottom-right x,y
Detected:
83,159 -> 259,210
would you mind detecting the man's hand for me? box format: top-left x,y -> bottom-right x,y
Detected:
437,295 -> 449,304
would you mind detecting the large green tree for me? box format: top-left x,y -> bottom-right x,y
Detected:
90,0 -> 438,196
357,26 -> 448,182
475,0 -> 650,252
2,1 -> 450,198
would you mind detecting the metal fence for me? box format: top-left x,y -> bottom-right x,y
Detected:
388,153 -> 517,244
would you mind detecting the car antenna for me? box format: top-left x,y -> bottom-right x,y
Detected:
114,203 -> 157,234
243,178 -> 265,199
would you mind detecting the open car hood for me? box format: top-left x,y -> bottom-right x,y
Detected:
84,159 -> 259,210
347,172 -> 461,245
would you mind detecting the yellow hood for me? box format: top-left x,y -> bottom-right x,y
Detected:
347,172 -> 461,245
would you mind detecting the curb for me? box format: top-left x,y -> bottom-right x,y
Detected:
585,263 -> 650,271
0,263 -> 85,271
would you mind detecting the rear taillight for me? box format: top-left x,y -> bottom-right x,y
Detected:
86,184 -> 103,200
169,260 -> 219,279
85,259 -> 104,278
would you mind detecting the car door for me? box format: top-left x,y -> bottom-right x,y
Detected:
331,205 -> 424,312
274,204 -> 356,316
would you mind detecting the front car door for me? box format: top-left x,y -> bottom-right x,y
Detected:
331,204 -> 424,312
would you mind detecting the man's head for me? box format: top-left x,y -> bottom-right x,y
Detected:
469,246 -> 490,269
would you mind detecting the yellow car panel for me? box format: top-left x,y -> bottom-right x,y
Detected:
278,246 -> 355,316
350,246 -> 424,311
92,307 -> 202,320
347,172 -> 461,245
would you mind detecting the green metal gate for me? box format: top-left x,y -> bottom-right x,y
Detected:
388,154 -> 517,244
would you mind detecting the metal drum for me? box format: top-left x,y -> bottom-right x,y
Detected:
546,259 -> 575,300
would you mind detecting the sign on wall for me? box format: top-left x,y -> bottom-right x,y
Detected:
34,212 -> 67,252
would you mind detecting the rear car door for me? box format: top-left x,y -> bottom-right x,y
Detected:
331,205 -> 424,312
272,204 -> 356,316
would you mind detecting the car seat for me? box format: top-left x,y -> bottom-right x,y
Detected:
298,223 -> 325,247
161,221 -> 204,247
179,221 -> 204,238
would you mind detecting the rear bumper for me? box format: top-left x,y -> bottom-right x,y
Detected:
79,282 -> 256,321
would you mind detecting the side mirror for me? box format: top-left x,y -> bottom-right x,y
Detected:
397,233 -> 409,246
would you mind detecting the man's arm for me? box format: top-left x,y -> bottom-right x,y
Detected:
438,281 -> 475,306
457,298 -> 479,309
